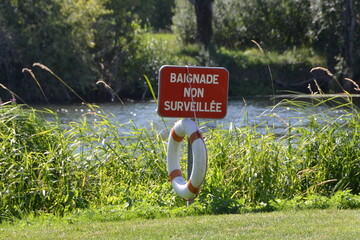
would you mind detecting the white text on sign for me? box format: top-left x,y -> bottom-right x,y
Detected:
183,88 -> 204,98
170,73 -> 219,84
164,101 -> 222,112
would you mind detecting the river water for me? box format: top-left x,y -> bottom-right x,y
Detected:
34,96 -> 350,135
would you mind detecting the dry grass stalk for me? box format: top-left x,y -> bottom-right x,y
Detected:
344,78 -> 360,91
33,62 -> 54,74
22,68 -> 48,103
310,67 -> 333,77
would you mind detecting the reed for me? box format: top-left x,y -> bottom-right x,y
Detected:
0,104 -> 79,219
202,95 -> 360,213
1,67 -> 360,221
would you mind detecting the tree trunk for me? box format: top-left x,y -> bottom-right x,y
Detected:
190,0 -> 214,48
343,0 -> 355,78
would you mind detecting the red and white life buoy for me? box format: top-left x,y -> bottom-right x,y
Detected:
166,119 -> 207,200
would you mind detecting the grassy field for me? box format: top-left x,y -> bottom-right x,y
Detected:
1,209 -> 359,239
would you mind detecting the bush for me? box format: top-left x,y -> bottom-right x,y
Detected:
331,190 -> 360,209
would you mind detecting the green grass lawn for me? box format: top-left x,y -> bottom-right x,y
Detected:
1,209 -> 359,239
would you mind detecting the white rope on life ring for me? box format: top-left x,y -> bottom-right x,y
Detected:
166,119 -> 207,200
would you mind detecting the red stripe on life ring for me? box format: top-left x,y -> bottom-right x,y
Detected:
187,181 -> 200,195
189,131 -> 203,144
171,128 -> 184,142
169,169 -> 182,182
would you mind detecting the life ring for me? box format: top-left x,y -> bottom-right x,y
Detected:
166,119 -> 207,200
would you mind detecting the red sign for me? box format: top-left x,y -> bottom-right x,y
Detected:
158,65 -> 229,119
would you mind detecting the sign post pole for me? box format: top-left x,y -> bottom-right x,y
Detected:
187,133 -> 194,206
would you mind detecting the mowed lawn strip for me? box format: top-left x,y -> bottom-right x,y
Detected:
1,209 -> 359,239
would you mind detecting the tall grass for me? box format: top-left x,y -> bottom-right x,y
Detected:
0,104 -> 80,219
1,64 -> 360,221
1,95 -> 359,221
202,97 -> 360,213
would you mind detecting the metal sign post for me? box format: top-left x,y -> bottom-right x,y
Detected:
187,135 -> 194,206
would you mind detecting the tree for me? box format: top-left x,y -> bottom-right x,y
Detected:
0,0 -> 105,102
92,0 -> 147,100
343,0 -> 355,78
188,0 -> 214,48
312,0 -> 358,88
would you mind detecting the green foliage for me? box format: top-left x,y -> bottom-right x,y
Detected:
311,0 -> 342,62
0,1 -> 107,100
132,0 -> 175,30
0,0 -> 176,102
173,0 -> 313,49
273,191 -> 360,210
331,190 -> 360,209
123,32 -> 181,99
2,0 -> 359,102
0,0 -> 106,102
172,0 -> 360,85
240,0 -> 312,49
1,0 -> 360,102
213,47 -> 325,96
172,0 -> 197,44
311,0 -> 360,81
